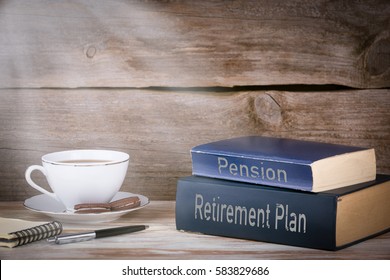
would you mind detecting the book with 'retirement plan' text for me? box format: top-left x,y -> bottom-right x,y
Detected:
175,175 -> 390,250
191,136 -> 376,192
0,217 -> 62,248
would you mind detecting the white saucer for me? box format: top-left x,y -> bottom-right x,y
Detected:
24,192 -> 149,224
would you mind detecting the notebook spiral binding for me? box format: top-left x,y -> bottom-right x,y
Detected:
10,221 -> 63,247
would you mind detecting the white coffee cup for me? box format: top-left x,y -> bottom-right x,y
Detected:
25,150 -> 129,211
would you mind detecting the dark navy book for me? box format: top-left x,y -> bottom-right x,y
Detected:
191,136 -> 376,192
175,175 -> 390,250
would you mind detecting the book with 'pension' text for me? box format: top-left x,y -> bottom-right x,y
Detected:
191,136 -> 376,192
175,175 -> 390,250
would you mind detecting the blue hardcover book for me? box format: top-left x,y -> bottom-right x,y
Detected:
191,136 -> 376,192
175,175 -> 390,250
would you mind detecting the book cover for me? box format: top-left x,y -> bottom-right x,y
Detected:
175,175 -> 390,250
191,136 -> 376,192
0,217 -> 62,248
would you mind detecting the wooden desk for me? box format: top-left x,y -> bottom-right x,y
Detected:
1,201 -> 389,260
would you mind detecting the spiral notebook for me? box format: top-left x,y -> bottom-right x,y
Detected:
0,217 -> 63,248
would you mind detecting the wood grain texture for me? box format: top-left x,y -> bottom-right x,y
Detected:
0,0 -> 389,88
1,88 -> 389,201
0,201 -> 389,259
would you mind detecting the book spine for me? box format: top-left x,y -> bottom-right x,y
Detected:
191,152 -> 314,191
10,221 -> 63,247
176,176 -> 338,250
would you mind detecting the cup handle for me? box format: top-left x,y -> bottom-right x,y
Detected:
25,165 -> 60,201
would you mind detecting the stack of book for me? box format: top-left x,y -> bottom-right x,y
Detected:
175,136 -> 390,250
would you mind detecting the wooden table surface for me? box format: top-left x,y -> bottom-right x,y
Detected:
0,201 -> 389,260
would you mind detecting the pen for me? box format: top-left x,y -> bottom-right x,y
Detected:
47,225 -> 148,244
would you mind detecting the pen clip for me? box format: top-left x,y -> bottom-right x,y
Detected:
47,232 -> 96,244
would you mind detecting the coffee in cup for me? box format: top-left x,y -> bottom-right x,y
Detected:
25,150 -> 129,211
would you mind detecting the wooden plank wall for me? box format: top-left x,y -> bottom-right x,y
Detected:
1,1 -> 389,201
